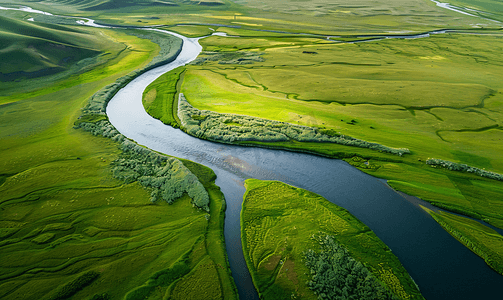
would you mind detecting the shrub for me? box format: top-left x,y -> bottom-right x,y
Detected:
426,158 -> 503,181
112,140 -> 210,212
304,234 -> 399,300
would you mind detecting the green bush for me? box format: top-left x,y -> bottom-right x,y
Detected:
426,158 -> 503,181
304,234 -> 399,300
113,140 -> 210,212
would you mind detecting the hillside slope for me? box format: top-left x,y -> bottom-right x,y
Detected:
0,15 -> 104,81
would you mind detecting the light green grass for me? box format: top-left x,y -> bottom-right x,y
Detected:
422,206 -> 503,275
241,179 -> 424,300
142,66 -> 185,128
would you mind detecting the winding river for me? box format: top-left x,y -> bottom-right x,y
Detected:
105,31 -> 503,300
2,4 -> 502,299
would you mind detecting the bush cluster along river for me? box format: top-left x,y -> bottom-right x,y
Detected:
3,4 -> 502,299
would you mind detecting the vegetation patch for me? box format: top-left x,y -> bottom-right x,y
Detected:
305,234 -> 399,300
422,206 -> 503,275
191,50 -> 265,65
178,94 -> 410,155
113,140 -> 210,211
426,158 -> 503,181
241,179 -> 423,300
344,155 -> 381,171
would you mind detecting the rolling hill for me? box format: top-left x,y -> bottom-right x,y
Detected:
0,15 -> 104,81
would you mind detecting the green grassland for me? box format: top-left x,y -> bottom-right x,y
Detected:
241,179 -> 423,300
2,0 -> 503,297
0,24 -> 236,299
422,206 -> 503,275
142,66 -> 185,128
174,30 -> 503,231
1,0 -> 496,34
0,15 -> 131,99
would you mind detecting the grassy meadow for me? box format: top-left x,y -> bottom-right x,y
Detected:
142,66 -> 185,128
241,179 -> 423,300
0,21 -> 236,299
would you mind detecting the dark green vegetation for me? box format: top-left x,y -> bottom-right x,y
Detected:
241,179 -> 423,300
48,271 -> 100,300
142,66 -> 185,128
113,140 -> 210,211
0,23 -> 236,299
422,206 -> 503,275
305,235 -> 399,300
178,93 -> 410,155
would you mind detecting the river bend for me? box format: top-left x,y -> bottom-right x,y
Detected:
106,30 -> 502,300
1,4 -> 501,299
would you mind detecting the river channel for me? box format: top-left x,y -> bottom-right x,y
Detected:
105,30 -> 503,299
2,4 -> 502,299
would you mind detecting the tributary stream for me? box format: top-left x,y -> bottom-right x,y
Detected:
2,4 -> 502,299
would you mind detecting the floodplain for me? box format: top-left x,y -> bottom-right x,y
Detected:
2,0 -> 503,299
